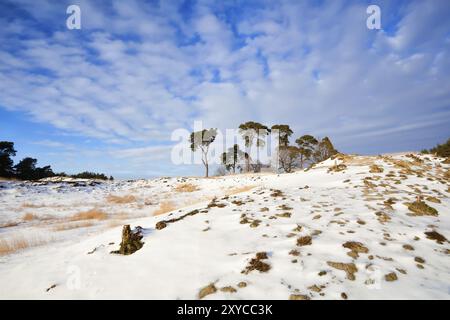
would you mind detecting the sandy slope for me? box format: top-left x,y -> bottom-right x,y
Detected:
0,153 -> 449,299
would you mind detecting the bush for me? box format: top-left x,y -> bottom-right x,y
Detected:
71,171 -> 109,180
423,138 -> 450,158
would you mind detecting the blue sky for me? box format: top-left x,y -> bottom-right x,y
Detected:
1,0 -> 449,179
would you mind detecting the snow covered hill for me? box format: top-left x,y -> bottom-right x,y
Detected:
0,153 -> 449,299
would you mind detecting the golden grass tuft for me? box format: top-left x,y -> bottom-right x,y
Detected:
70,209 -> 107,221
225,185 -> 256,196
105,220 -> 123,229
107,194 -> 137,204
53,221 -> 95,231
153,201 -> 176,216
22,213 -> 37,221
0,235 -> 49,256
174,183 -> 199,192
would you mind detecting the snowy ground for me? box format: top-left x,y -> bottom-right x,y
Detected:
0,153 -> 449,299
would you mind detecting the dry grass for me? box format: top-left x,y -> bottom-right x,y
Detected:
0,235 -> 49,256
174,183 -> 199,192
340,154 -> 376,166
22,202 -> 45,208
22,213 -> 38,221
107,194 -> 137,204
70,209 -> 107,221
105,220 -> 123,229
53,221 -> 95,231
0,221 -> 20,228
153,201 -> 176,216
225,185 -> 256,196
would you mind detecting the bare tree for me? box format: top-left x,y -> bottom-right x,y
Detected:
278,146 -> 300,173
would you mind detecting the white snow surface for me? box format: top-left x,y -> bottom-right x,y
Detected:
0,153 -> 449,299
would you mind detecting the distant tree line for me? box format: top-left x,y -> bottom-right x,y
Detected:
421,138 -> 450,158
0,141 -> 113,181
190,122 -> 339,177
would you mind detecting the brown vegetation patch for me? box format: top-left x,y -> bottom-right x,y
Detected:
70,209 -> 107,221
369,164 -> 384,173
226,185 -> 256,196
270,189 -> 284,197
328,164 -> 347,173
0,235 -> 49,256
107,194 -> 137,204
426,196 -> 441,204
153,201 -> 176,216
343,241 -> 369,258
53,221 -> 95,231
289,294 -> 310,300
276,212 -> 291,218
174,183 -> 199,192
297,236 -> 312,246
375,211 -> 391,224
407,201 -> 438,216
242,252 -> 271,274
327,261 -> 358,280
22,213 -> 38,221
278,204 -> 292,211
220,286 -> 237,293
385,272 -> 398,282
0,221 -> 20,228
155,209 -> 200,230
402,244 -> 414,251
207,198 -> 227,208
198,283 -> 217,299
424,230 -> 447,244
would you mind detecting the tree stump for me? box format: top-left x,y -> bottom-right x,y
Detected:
111,225 -> 144,255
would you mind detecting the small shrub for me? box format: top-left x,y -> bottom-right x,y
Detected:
153,201 -> 176,216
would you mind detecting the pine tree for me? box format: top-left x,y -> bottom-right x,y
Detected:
190,128 -> 218,177
0,141 -> 16,178
238,121 -> 270,172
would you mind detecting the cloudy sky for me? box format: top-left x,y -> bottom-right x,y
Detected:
1,0 -> 449,178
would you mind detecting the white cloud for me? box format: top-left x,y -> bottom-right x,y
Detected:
0,0 -> 449,177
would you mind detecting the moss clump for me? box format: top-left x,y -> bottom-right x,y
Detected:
242,252 -> 271,274
327,261 -> 358,281
385,272 -> 398,282
328,164 -> 347,173
198,283 -> 217,299
297,236 -> 312,246
369,164 -> 384,173
289,294 -> 310,300
343,241 -> 369,258
408,201 -> 438,216
424,231 -> 447,244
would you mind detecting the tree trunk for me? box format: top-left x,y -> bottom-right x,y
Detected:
110,225 -> 144,255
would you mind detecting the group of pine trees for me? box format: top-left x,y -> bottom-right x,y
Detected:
190,122 -> 338,177
421,138 -> 450,158
0,141 -> 112,181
